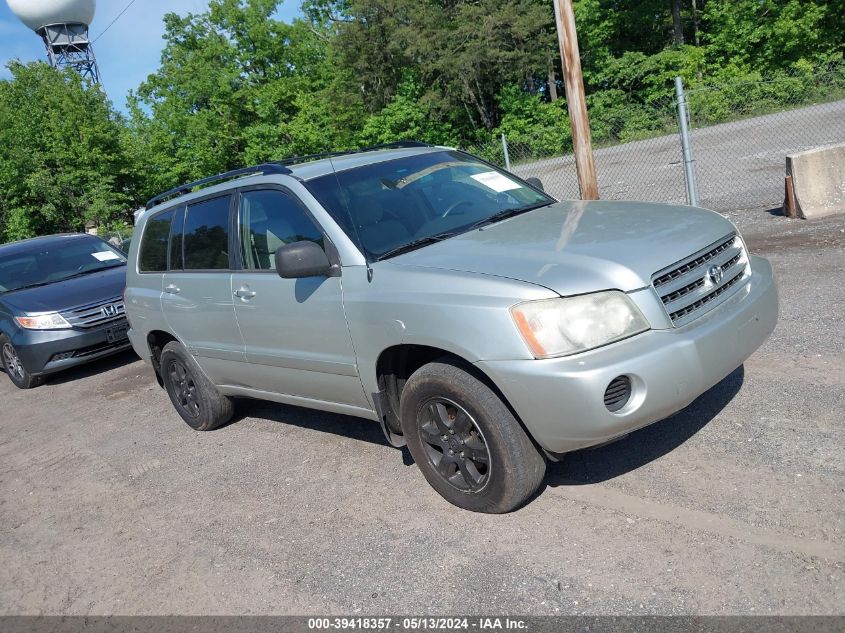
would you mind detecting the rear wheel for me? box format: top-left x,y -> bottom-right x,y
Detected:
160,341 -> 233,431
1,337 -> 43,389
400,359 -> 546,513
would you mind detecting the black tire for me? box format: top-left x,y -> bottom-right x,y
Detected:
400,359 -> 546,513
160,341 -> 234,431
1,335 -> 43,389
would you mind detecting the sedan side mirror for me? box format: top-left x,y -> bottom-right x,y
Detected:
525,176 -> 545,192
275,241 -> 335,279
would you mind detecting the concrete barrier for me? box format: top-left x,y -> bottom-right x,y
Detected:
785,143 -> 845,219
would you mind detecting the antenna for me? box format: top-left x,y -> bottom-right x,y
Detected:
6,0 -> 101,84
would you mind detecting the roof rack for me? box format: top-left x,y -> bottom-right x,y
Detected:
145,140 -> 434,210
145,163 -> 292,209
274,140 -> 433,167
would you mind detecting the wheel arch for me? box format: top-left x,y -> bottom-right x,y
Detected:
146,329 -> 179,387
374,344 -> 528,449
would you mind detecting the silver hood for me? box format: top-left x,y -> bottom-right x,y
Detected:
388,200 -> 736,296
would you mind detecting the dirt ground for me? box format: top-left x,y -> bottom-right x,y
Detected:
1,210 -> 843,615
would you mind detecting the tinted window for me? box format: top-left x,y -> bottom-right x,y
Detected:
239,190 -> 324,270
169,206 -> 185,270
183,196 -> 231,270
139,210 -> 174,273
304,150 -> 552,260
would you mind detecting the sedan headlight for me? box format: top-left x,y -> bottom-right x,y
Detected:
511,291 -> 649,359
15,312 -> 72,330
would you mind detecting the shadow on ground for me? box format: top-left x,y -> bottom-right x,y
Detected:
235,365 -> 746,481
236,398 -> 393,448
545,365 -> 745,486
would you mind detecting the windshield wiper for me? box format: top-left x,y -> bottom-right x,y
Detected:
61,263 -> 126,281
375,232 -> 457,261
13,263 -> 126,289
468,201 -> 554,231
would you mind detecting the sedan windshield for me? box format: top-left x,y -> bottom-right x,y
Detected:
0,236 -> 126,294
305,150 -> 554,260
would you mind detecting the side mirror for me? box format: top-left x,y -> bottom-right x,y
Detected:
525,176 -> 545,192
275,241 -> 334,279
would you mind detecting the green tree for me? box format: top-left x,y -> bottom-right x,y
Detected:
127,0 -> 356,201
702,0 -> 842,71
0,62 -> 133,242
316,0 -> 555,133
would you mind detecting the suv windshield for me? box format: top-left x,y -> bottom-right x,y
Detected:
305,150 -> 554,260
0,236 -> 127,294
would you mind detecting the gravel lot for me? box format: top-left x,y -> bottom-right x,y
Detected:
1,210 -> 843,615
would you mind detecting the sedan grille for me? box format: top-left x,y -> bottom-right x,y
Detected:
652,234 -> 751,327
61,297 -> 126,329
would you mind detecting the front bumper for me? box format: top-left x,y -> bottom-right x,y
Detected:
11,319 -> 132,377
477,256 -> 779,454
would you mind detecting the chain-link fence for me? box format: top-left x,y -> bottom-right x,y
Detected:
685,64 -> 845,212
98,226 -> 134,252
463,62 -> 845,214
464,99 -> 688,206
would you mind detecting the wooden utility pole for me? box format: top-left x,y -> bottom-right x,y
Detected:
553,0 -> 599,200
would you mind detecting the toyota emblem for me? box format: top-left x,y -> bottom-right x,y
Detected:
707,265 -> 724,285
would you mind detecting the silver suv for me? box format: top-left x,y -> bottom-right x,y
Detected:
125,142 -> 778,513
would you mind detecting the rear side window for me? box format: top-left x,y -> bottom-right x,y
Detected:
239,190 -> 324,270
139,210 -> 174,273
184,196 -> 231,270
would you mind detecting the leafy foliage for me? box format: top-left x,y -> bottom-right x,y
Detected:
0,63 -> 133,241
1,0 -> 843,240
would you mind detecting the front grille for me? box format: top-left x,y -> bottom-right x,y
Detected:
652,234 -> 751,327
604,376 -> 632,412
60,297 -> 126,329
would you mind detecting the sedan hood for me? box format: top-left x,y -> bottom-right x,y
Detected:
389,200 -> 735,296
1,265 -> 126,314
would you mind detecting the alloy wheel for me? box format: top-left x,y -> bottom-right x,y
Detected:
417,397 -> 490,492
168,359 -> 200,418
2,343 -> 24,382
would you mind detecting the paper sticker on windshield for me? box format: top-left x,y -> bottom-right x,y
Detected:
471,171 -> 521,193
93,251 -> 122,262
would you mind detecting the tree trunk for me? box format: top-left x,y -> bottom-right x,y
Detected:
548,53 -> 559,101
463,78 -> 495,131
691,0 -> 700,47
671,0 -> 684,45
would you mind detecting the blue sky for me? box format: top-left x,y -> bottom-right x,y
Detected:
0,0 -> 301,112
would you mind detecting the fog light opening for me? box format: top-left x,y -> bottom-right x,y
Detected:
604,375 -> 632,413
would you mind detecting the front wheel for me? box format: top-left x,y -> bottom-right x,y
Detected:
1,337 -> 43,389
400,359 -> 546,513
160,341 -> 234,431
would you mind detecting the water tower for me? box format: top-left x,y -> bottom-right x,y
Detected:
6,0 -> 101,83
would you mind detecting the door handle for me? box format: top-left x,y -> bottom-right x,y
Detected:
164,284 -> 180,294
234,287 -> 256,300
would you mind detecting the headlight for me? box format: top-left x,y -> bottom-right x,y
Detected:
511,291 -> 649,358
15,312 -> 72,330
